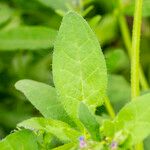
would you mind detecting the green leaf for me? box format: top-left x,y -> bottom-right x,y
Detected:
0,3 -> 12,26
78,102 -> 100,141
37,0 -> 69,11
94,14 -> 118,45
15,79 -> 76,127
53,11 -> 107,119
0,26 -> 57,50
52,143 -> 77,150
115,93 -> 150,145
144,136 -> 150,150
0,130 -> 38,150
123,0 -> 150,17
105,49 -> 129,73
18,117 -> 81,143
107,75 -> 130,112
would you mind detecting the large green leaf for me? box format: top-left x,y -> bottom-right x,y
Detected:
18,117 -> 81,143
0,130 -> 38,150
53,11 -> 107,120
115,93 -> 150,145
78,102 -> 100,141
15,80 -> 76,127
0,26 -> 57,50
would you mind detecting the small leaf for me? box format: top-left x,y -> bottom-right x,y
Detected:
53,11 -> 107,120
144,136 -> 150,150
78,102 -> 100,141
37,0 -> 69,11
94,14 -> 118,45
115,93 -> 150,145
107,75 -> 130,112
0,26 -> 57,50
0,3 -> 12,26
15,79 -> 76,127
0,130 -> 38,150
18,117 -> 81,143
52,142 -> 77,150
105,49 -> 129,73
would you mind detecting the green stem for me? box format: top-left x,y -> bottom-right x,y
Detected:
131,0 -> 143,149
131,0 -> 143,98
104,97 -> 116,119
117,2 -> 149,91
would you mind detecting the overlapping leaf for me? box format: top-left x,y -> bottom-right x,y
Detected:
18,117 -> 80,142
15,79 -> 76,127
0,130 -> 38,150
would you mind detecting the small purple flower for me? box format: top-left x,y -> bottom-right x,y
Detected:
79,136 -> 87,149
110,141 -> 118,150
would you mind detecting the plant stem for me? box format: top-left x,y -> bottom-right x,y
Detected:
117,1 -> 149,91
104,97 -> 115,119
131,0 -> 143,98
131,0 -> 143,149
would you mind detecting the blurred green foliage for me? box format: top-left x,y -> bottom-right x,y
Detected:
0,1 -> 149,149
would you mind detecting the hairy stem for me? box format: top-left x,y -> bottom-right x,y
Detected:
131,0 -> 143,149
117,2 -> 149,91
131,0 -> 143,98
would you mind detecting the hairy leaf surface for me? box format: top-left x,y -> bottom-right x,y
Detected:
53,11 -> 107,119
15,80 -> 75,127
0,130 -> 38,150
115,93 -> 150,144
103,93 -> 150,145
18,117 -> 80,142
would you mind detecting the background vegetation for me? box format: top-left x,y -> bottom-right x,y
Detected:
0,0 -> 150,148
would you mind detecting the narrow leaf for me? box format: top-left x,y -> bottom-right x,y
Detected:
15,79 -> 75,127
37,0 -> 69,11
0,26 -> 57,50
52,143 -> 77,150
78,102 -> 100,141
18,117 -> 81,143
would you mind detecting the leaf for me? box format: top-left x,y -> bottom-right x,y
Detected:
94,14 -> 118,45
53,11 -> 107,120
0,26 -> 57,50
105,49 -> 129,73
107,75 -> 130,112
18,117 -> 81,143
78,102 -> 100,141
37,0 -> 69,11
115,93 -> 150,145
15,79 -> 76,127
123,0 -> 150,17
0,130 -> 38,150
0,3 -> 12,26
144,136 -> 150,150
52,143 -> 77,150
